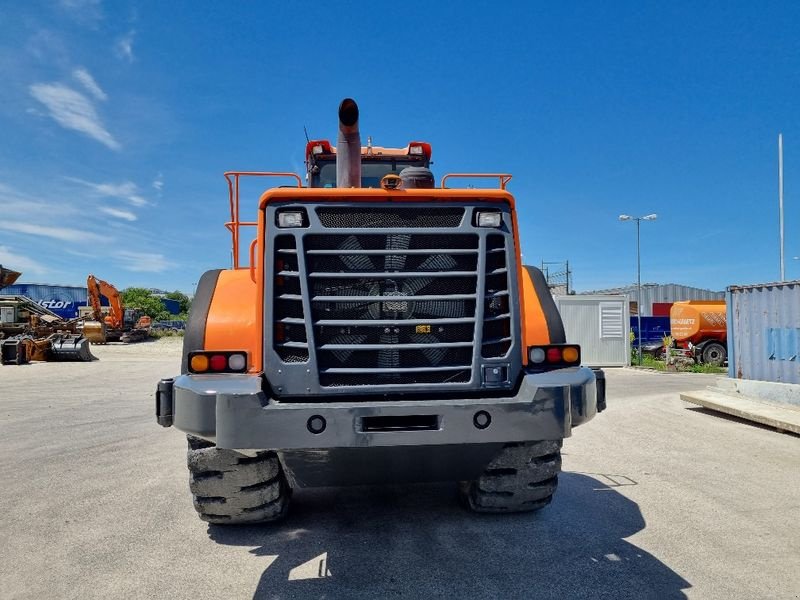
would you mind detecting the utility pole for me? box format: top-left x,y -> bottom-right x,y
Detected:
779,133 -> 785,281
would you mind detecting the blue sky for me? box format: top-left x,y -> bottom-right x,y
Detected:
1,1 -> 799,293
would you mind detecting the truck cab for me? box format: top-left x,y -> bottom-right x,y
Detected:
305,138 -> 432,188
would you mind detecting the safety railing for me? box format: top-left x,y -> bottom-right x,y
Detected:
440,173 -> 513,190
223,172 -> 302,268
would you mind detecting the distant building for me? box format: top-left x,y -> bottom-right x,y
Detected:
3,283 -> 181,319
2,283 -> 102,320
579,283 -> 724,317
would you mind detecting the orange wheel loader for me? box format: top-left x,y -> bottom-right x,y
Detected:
155,99 -> 605,523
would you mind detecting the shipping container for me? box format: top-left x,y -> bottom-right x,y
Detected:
160,298 -> 181,315
727,281 -> 800,384
555,295 -> 630,367
630,316 -> 671,347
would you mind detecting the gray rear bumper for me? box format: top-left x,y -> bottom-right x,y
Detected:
159,366 -> 601,450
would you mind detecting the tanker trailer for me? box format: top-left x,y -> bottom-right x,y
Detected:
669,300 -> 727,365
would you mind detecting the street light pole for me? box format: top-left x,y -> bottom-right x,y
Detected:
619,213 -> 658,366
636,218 -> 641,365
779,134 -> 785,281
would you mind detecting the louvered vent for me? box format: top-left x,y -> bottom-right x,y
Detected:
273,235 -> 308,363
482,234 -> 511,358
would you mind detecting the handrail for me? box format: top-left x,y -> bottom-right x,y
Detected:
223,172 -> 303,268
440,173 -> 513,190
248,239 -> 258,283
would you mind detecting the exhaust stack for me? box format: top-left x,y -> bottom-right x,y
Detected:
336,98 -> 361,188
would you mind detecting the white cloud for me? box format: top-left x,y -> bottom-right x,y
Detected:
58,0 -> 104,26
26,30 -> 70,65
0,182 -> 74,215
60,0 -> 102,8
99,206 -> 137,221
29,82 -> 120,150
114,31 -> 135,62
0,220 -> 109,243
67,178 -> 148,206
152,173 -> 164,192
0,246 -> 47,275
72,67 -> 107,101
115,250 -> 172,273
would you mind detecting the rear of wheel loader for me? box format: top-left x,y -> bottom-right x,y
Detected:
155,98 -> 605,523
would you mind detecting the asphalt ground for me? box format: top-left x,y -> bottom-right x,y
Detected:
1,339 -> 798,600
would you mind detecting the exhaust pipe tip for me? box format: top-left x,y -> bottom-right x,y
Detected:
338,98 -> 359,128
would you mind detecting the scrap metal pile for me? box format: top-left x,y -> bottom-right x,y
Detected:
0,265 -> 94,365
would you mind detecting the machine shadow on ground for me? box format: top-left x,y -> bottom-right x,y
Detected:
208,472 -> 691,599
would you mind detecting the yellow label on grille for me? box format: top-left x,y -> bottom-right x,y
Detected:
415,325 -> 431,334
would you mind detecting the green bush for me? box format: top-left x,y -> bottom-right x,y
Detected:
122,288 -> 171,321
633,353 -> 726,374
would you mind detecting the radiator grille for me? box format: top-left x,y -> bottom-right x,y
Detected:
302,231 -> 479,387
268,205 -> 516,394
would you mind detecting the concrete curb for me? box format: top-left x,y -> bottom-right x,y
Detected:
680,388 -> 800,435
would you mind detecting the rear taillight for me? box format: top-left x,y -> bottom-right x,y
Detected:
189,351 -> 248,374
528,344 -> 581,368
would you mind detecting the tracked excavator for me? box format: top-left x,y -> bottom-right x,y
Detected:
84,275 -> 152,344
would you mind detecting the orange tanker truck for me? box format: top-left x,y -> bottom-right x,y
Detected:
670,300 -> 727,365
155,99 -> 605,523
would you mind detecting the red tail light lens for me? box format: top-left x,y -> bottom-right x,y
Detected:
209,355 -> 227,371
546,348 -> 562,362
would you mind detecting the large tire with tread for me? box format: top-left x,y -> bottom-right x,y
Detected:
460,440 -> 562,513
186,435 -> 291,524
701,342 -> 727,366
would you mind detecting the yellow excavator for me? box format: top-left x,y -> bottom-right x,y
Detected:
84,275 -> 152,343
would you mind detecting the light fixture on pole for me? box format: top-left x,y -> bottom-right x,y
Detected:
619,213 -> 658,366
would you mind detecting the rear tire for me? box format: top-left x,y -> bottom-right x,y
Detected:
460,440 -> 562,513
186,435 -> 291,524
702,342 -> 727,366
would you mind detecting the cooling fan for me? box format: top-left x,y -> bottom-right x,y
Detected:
317,234 -> 465,368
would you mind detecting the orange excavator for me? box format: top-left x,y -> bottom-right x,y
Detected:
84,274 -> 151,343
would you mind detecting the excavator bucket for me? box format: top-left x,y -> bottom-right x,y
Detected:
83,320 -> 107,344
48,333 -> 95,362
0,265 -> 22,290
